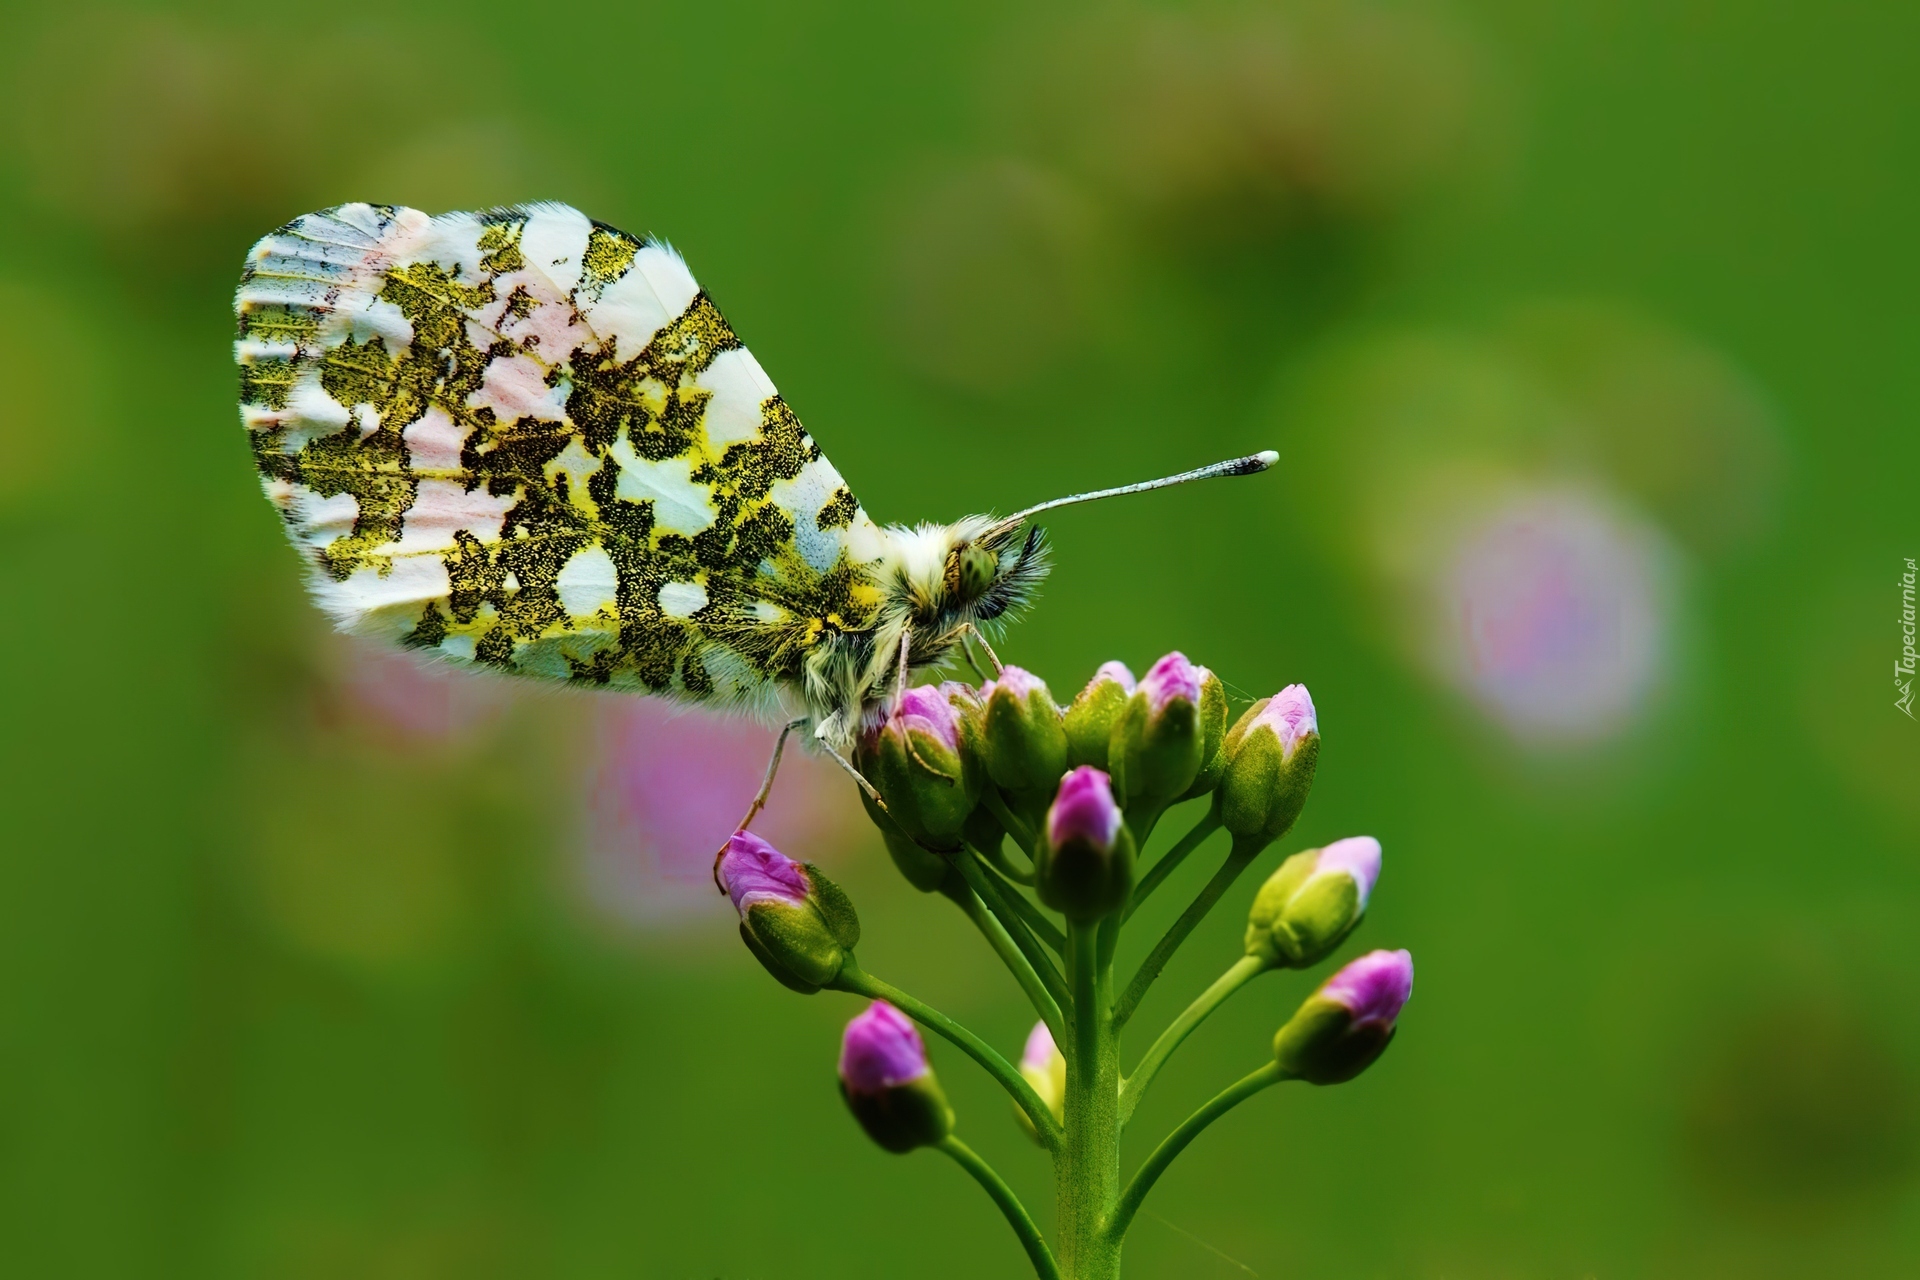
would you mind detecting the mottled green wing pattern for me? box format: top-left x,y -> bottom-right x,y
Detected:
236,202 -> 887,708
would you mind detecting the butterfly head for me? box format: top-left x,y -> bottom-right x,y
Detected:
881,517 -> 1051,632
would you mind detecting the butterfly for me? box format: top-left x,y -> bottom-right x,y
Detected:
234,202 -> 1273,812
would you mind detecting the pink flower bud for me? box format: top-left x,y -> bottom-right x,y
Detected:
715,831 -> 859,993
889,683 -> 965,755
716,830 -> 811,915
839,1001 -> 931,1091
1140,651 -> 1202,715
1313,836 -> 1381,910
1015,1020 -> 1066,1143
1319,948 -> 1414,1029
1064,661 -> 1137,770
838,1001 -> 954,1153
1244,836 -> 1381,968
1217,683 -> 1320,845
1253,683 -> 1317,761
1274,948 -> 1414,1085
1046,766 -> 1124,851
1109,653 -> 1207,809
1036,766 -> 1135,920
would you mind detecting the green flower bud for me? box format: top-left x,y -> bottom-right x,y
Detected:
1063,661 -> 1136,770
1108,652 -> 1205,812
962,801 -> 1007,855
981,666 -> 1069,797
839,1001 -> 955,1152
1245,837 -> 1381,968
1034,766 -> 1136,921
1274,949 -> 1412,1085
859,683 -> 982,849
716,831 -> 860,994
866,791 -> 953,892
1176,667 -> 1230,800
1215,684 -> 1319,847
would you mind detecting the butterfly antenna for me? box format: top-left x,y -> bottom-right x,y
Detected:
988,450 -> 1278,535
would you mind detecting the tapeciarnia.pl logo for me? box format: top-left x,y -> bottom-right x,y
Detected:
1899,557 -> 1917,719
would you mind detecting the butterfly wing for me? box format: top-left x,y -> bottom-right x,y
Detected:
236,203 -> 887,709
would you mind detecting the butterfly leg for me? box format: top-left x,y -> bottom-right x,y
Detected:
713,716 -> 810,891
955,622 -> 1004,676
738,716 -> 809,832
893,623 -> 914,710
814,721 -> 889,810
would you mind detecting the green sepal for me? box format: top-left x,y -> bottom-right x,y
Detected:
742,898 -> 845,990
1176,668 -> 1230,801
1034,819 -> 1137,922
1214,699 -> 1319,845
1245,851 -> 1363,968
1063,673 -> 1133,770
841,1072 -> 955,1153
1273,995 -> 1395,1085
803,862 -> 861,950
1108,691 -> 1203,813
738,921 -> 822,995
962,802 -> 1007,854
864,789 -> 957,892
983,680 -> 1069,796
863,719 -> 979,849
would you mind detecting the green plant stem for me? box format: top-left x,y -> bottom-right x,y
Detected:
1059,921 -> 1123,1280
976,831 -> 1038,884
1122,812 -> 1222,923
833,962 -> 1061,1153
938,1137 -> 1062,1280
982,789 -> 1037,851
971,843 -> 1067,955
1119,954 -> 1269,1127
946,879 -> 1066,1044
952,848 -> 1071,1011
1106,1061 -> 1289,1247
1113,840 -> 1261,1030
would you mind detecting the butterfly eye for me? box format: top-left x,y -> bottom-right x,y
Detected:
957,544 -> 999,599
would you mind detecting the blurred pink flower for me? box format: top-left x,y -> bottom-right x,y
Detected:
331,635 -> 512,742
1444,487 -> 1674,743
579,701 -> 858,929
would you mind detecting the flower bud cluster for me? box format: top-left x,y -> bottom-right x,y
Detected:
843,653 -> 1328,925
705,639 -> 1415,1194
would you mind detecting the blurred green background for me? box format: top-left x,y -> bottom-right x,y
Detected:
2,1 -> 1916,1276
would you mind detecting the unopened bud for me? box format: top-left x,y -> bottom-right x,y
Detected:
716,831 -> 860,994
1063,661 -> 1136,770
1108,652 -> 1205,812
1176,667 -> 1230,800
1215,684 -> 1319,846
1245,837 -> 1381,968
839,1001 -> 955,1152
1014,1021 -> 1066,1145
859,684 -> 982,849
981,666 -> 1069,797
1034,766 -> 1136,921
1273,949 -> 1413,1085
